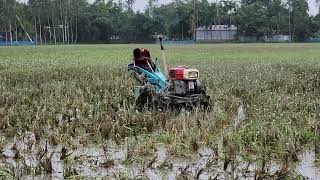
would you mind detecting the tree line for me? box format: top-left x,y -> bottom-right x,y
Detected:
0,0 -> 319,44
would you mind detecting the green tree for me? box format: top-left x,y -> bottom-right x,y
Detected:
268,0 -> 289,36
236,2 -> 270,38
287,0 -> 309,40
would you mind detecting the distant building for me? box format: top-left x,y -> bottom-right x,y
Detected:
195,25 -> 237,42
196,25 -> 293,42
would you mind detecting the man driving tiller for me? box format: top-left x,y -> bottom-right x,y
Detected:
131,48 -> 156,72
127,35 -> 210,111
128,48 -> 157,84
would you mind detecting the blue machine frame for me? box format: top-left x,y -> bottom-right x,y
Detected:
129,65 -> 168,97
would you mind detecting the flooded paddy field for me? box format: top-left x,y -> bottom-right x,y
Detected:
0,44 -> 320,179
1,132 -> 320,179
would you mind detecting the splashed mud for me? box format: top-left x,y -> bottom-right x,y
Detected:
234,101 -> 246,129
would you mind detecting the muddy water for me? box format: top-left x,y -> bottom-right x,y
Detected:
0,102 -> 318,180
295,150 -> 320,180
1,132 -> 319,179
234,101 -> 246,129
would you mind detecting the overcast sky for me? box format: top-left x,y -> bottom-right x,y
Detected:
132,0 -> 319,16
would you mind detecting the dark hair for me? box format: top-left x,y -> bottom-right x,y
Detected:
133,48 -> 142,59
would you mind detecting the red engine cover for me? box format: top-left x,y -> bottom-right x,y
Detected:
169,66 -> 186,80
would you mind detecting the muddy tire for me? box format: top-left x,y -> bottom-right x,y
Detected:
135,85 -> 155,111
201,94 -> 211,111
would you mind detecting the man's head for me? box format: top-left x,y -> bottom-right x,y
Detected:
141,48 -> 151,58
133,48 -> 142,59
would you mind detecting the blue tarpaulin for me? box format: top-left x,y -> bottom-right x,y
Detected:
305,38 -> 320,42
0,41 -> 35,46
157,40 -> 195,44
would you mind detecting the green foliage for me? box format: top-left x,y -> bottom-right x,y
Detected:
0,167 -> 14,178
236,2 -> 270,37
288,0 -> 310,40
0,0 -> 318,43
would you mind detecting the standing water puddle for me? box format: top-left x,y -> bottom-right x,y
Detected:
295,150 -> 320,179
1,132 -> 320,179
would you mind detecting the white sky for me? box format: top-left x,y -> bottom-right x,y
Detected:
19,0 -> 319,16
132,0 -> 319,16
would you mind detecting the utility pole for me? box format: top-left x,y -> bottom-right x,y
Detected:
288,10 -> 291,42
317,0 -> 320,16
192,0 -> 196,41
216,0 -> 222,41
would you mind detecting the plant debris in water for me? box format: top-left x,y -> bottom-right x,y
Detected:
1,133 -> 320,179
